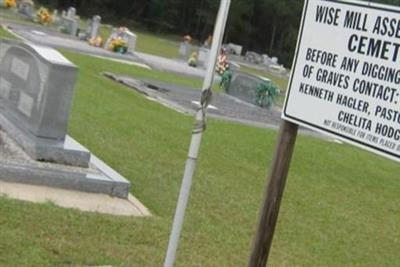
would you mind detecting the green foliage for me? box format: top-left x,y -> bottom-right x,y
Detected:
255,80 -> 279,109
219,68 -> 233,92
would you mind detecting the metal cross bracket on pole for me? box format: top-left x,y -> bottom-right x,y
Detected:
163,1 -> 231,267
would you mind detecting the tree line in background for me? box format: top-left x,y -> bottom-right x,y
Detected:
36,0 -> 400,68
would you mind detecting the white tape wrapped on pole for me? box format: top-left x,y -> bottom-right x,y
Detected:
163,1 -> 231,267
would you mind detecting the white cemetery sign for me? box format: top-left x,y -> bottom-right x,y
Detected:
283,0 -> 400,162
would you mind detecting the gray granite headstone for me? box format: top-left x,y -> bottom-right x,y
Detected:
52,9 -> 61,26
61,16 -> 79,36
227,72 -> 270,105
178,42 -> 191,60
0,40 -> 89,167
126,30 -> 137,54
17,1 -> 35,20
226,43 -> 243,55
197,47 -> 210,68
59,7 -> 79,36
85,15 -> 101,40
66,7 -> 76,18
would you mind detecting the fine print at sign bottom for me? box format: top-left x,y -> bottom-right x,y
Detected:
283,0 -> 400,162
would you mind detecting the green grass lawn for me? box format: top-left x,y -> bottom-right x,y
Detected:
1,17 -> 400,267
0,25 -> 17,39
63,51 -> 203,90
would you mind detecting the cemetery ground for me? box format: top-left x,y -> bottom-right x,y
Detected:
0,26 -> 15,39
1,6 -> 286,104
1,15 -> 400,267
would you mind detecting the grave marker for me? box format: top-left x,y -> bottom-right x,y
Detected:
0,40 -> 131,198
86,15 -> 101,40
17,1 -> 35,19
227,72 -> 270,106
66,7 -> 76,18
178,42 -> 192,61
0,39 -> 89,166
61,17 -> 79,36
104,27 -> 137,54
197,47 -> 210,68
60,7 -> 79,36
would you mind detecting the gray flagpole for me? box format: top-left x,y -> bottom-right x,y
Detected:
163,1 -> 231,266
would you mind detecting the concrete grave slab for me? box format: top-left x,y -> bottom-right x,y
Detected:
0,181 -> 150,217
0,129 -> 130,198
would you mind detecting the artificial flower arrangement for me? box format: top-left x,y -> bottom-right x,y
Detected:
36,7 -> 52,25
108,37 -> 128,53
4,0 -> 16,8
88,36 -> 103,47
106,27 -> 131,53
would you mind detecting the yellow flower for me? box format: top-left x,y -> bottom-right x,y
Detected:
5,0 -> 16,8
37,7 -> 52,25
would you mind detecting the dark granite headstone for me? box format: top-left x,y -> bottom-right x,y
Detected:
227,72 -> 270,105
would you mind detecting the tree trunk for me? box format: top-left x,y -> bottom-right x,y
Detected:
269,21 -> 277,56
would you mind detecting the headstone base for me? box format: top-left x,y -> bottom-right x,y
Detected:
0,112 -> 90,167
0,129 -> 130,199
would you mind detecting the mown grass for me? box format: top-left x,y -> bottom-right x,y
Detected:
0,16 -> 399,267
0,25 -> 17,39
63,51 -> 203,90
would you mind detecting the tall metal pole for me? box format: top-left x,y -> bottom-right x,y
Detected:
163,1 -> 231,267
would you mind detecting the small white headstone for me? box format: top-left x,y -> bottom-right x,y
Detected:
67,7 -> 76,18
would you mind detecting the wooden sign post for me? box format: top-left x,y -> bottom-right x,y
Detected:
248,120 -> 298,267
249,0 -> 400,265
